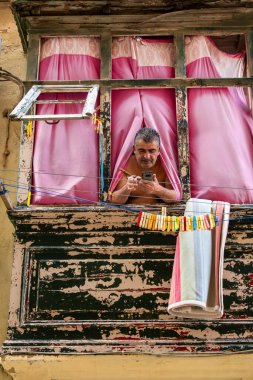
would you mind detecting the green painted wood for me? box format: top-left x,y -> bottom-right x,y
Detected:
27,28 -> 253,37
26,34 -> 40,81
23,77 -> 253,88
174,34 -> 190,201
100,87 -> 111,195
174,33 -> 186,78
245,31 -> 253,108
175,88 -> 190,200
100,31 -> 112,80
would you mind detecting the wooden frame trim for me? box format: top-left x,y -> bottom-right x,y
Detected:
100,32 -> 112,200
23,78 -> 253,88
17,35 -> 40,206
245,31 -> 253,112
174,33 -> 190,200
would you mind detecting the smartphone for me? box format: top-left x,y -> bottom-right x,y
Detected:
141,171 -> 153,181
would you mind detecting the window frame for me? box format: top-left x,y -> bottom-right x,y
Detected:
16,31 -> 253,207
9,84 -> 99,121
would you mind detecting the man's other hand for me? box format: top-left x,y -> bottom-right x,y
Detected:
126,175 -> 141,192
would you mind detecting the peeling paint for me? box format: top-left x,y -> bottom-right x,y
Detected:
3,204 -> 253,355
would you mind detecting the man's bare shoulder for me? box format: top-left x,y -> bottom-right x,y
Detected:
125,155 -> 141,176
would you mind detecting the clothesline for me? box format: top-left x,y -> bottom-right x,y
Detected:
1,169 -> 253,193
2,181 -> 253,225
2,178 -> 253,211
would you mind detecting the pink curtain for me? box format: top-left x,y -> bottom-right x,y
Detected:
110,37 -> 182,200
186,36 -> 253,203
32,37 -> 100,204
32,36 -> 253,205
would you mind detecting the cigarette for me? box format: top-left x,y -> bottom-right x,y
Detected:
119,167 -> 132,176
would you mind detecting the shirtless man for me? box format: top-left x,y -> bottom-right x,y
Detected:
110,128 -> 177,204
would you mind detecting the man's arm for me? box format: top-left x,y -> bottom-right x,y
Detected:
110,175 -> 140,204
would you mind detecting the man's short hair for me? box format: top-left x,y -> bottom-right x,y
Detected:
134,128 -> 160,146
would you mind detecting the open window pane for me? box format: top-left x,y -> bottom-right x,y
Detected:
9,84 -> 99,121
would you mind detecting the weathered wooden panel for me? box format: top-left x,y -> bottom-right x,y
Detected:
4,204 -> 253,354
19,246 -> 253,322
22,246 -> 173,322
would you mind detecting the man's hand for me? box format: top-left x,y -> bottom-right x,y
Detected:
111,171 -> 177,205
110,175 -> 141,204
126,175 -> 141,192
138,174 -> 177,203
138,173 -> 160,195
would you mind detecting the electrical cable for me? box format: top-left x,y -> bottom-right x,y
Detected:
2,181 -> 253,224
2,176 -> 252,213
0,168 -> 253,193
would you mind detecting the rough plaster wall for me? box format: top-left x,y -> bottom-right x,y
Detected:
0,2 -> 26,379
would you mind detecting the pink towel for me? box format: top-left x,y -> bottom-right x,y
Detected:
168,198 -> 230,319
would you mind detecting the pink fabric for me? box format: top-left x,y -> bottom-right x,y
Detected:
32,37 -> 100,204
32,36 -> 253,205
110,37 -> 182,199
170,237 -> 181,303
187,36 -> 253,203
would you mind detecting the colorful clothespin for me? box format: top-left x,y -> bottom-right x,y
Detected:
146,213 -> 151,229
155,214 -> 159,230
91,112 -> 102,133
167,216 -> 172,232
171,216 -> 175,232
139,212 -> 145,228
161,207 -> 166,231
200,215 -> 205,230
196,215 -> 201,230
148,213 -> 153,230
187,216 -> 193,231
204,215 -> 210,230
27,190 -> 31,206
175,217 -> 180,231
92,112 -> 97,125
152,214 -> 156,230
26,121 -> 33,139
209,214 -> 216,229
193,215 -> 197,231
136,211 -> 142,226
143,212 -> 147,228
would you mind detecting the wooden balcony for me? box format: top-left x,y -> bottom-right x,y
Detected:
3,204 -> 253,355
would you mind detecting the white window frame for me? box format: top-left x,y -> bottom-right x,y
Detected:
9,84 -> 99,121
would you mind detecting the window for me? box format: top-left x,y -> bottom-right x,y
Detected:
11,34 -> 253,206
9,85 -> 99,121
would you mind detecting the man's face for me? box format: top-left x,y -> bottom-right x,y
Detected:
133,139 -> 160,170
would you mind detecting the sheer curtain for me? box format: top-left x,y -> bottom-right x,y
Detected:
109,37 -> 182,200
187,36 -> 253,203
32,37 -> 101,204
